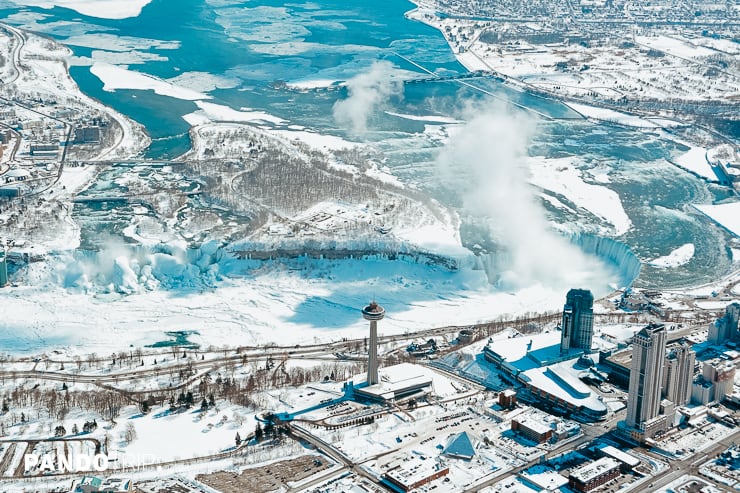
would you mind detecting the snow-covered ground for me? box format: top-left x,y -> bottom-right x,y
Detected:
0,26 -> 149,160
692,202 -> 740,238
114,404 -> 249,464
10,0 -> 153,19
565,103 -> 657,129
658,420 -> 735,457
0,254 -> 609,355
406,1 -> 740,138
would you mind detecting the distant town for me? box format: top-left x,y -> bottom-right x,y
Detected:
409,0 -> 740,195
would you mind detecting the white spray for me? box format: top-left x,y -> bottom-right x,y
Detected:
333,60 -> 404,134
437,102 -> 615,290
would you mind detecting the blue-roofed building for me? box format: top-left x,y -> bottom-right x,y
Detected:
73,476 -> 133,493
444,431 -> 475,460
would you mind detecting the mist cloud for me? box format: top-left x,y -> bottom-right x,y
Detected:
333,60 -> 403,134
437,102 -> 613,290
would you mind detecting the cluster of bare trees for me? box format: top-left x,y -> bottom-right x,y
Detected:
188,150 -> 382,219
177,360 -> 366,410
0,386 -> 128,429
0,195 -> 69,244
183,124 -> 449,235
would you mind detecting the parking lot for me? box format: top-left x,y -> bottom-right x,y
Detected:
195,454 -> 331,493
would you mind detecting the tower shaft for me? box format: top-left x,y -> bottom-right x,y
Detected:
367,320 -> 379,385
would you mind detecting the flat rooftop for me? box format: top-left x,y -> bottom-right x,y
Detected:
519,470 -> 568,490
514,415 -> 552,435
598,445 -> 640,467
353,363 -> 433,401
383,456 -> 447,488
604,348 -> 632,368
570,457 -> 620,483
485,331 -> 564,371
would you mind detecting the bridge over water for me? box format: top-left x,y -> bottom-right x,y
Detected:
404,71 -> 500,84
71,159 -> 187,167
72,190 -> 201,205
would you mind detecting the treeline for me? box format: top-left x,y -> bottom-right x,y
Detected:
133,359 -> 366,413
1,387 -> 128,424
0,359 -> 366,436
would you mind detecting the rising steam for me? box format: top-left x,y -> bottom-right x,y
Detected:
333,60 -> 403,134
437,102 -> 614,290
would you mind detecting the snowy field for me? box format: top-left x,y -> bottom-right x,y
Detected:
692,202 -> 740,238
0,254 -> 609,355
9,0 -> 153,19
115,403 -> 248,463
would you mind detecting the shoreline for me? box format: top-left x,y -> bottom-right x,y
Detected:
0,23 -> 151,253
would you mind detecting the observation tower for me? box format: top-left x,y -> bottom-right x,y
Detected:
362,301 -> 385,386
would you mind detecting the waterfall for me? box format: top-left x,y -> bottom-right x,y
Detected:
476,232 -> 641,291
569,232 -> 642,287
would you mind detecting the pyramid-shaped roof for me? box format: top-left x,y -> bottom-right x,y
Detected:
444,431 -> 475,460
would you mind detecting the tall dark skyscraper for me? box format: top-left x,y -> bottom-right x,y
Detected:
560,288 -> 594,354
709,302 -> 740,343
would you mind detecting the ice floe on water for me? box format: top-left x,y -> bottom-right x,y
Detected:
90,62 -> 210,100
673,146 -> 716,181
692,202 -> 740,237
528,156 -> 631,236
167,71 -> 241,93
63,33 -> 180,52
649,243 -> 695,269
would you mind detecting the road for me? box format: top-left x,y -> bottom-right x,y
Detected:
642,426 -> 740,492
0,23 -> 25,84
287,423 -> 385,490
0,21 -> 132,179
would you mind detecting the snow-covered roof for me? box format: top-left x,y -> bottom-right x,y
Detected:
354,363 -> 432,401
514,415 -> 552,435
485,331 -> 563,370
5,168 -> 30,178
522,361 -> 607,414
383,456 -> 448,488
598,445 -> 640,467
569,457 -> 620,483
519,469 -> 568,490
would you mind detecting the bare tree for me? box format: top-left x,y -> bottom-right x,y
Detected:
124,421 -> 137,444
